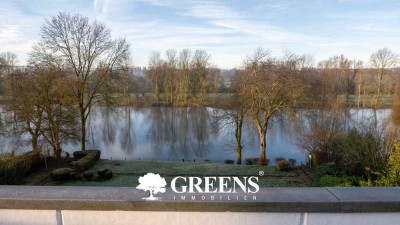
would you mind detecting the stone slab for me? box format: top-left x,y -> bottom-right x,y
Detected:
327,187 -> 400,212
0,186 -> 399,212
0,186 -> 340,212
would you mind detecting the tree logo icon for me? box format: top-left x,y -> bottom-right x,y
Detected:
136,173 -> 167,200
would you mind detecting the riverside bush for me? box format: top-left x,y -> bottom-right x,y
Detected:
0,152 -> 40,184
318,175 -> 351,187
368,143 -> 400,186
316,162 -> 344,181
277,160 -> 291,171
72,150 -> 101,172
318,175 -> 364,187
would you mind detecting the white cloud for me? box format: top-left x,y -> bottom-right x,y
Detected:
0,25 -> 20,41
93,0 -> 112,18
181,2 -> 239,20
0,25 -> 36,61
176,1 -> 317,42
0,0 -> 399,68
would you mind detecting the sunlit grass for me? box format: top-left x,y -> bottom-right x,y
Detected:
61,160 -> 310,187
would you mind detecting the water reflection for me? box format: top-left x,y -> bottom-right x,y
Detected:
146,107 -> 211,160
0,108 -> 27,154
119,107 -> 136,154
100,107 -> 116,146
0,106 -> 391,164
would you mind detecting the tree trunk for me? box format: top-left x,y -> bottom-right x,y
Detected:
80,110 -> 86,151
253,115 -> 269,165
54,147 -> 61,159
357,78 -> 361,108
376,70 -> 383,108
235,113 -> 243,164
259,131 -> 267,165
54,134 -> 62,159
31,134 -> 39,153
363,83 -> 366,108
236,145 -> 242,165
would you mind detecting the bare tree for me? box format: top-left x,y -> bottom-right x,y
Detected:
146,49 -> 212,106
297,53 -> 315,69
4,70 -> 44,153
0,52 -> 17,76
354,60 -> 364,108
190,50 -> 210,102
370,48 -> 399,107
30,12 -> 131,151
393,83 -> 400,124
4,67 -> 78,158
164,49 -> 177,104
209,65 -> 220,104
0,52 -> 18,97
34,69 -> 78,158
211,68 -> 246,164
147,51 -> 164,104
238,48 -> 305,164
318,55 -> 354,104
177,49 -> 191,104
231,69 -> 246,164
297,103 -> 348,157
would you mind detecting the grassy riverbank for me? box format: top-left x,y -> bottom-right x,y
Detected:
23,159 -> 314,187
122,93 -> 393,108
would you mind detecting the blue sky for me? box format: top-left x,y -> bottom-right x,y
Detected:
1,0 -> 400,68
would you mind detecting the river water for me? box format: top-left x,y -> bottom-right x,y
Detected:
0,106 -> 391,165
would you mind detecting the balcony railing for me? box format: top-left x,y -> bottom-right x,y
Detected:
0,186 -> 400,225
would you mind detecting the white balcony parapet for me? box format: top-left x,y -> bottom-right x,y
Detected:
0,186 -> 400,225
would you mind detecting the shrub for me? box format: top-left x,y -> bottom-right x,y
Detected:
50,168 -> 75,181
97,169 -> 113,180
0,151 -> 40,184
245,158 -> 270,165
73,150 -> 100,161
342,162 -> 364,177
315,151 -> 330,165
372,143 -> 400,186
345,176 -> 364,187
0,159 -> 30,184
316,162 -> 344,181
318,175 -> 351,187
245,158 -> 258,165
318,175 -> 364,187
331,127 -> 385,176
73,151 -> 89,160
224,159 -> 234,164
277,160 -> 291,171
72,150 -> 101,172
274,157 -> 285,163
83,171 -> 94,180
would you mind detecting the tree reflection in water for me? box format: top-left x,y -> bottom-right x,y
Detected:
1,106 -> 385,164
119,106 -> 136,154
146,107 -> 211,161
100,107 -> 116,146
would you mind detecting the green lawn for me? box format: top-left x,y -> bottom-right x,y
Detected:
24,160 -> 314,187
347,94 -> 393,107
124,93 -> 393,108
